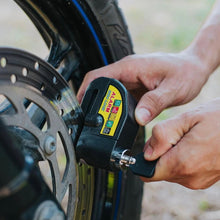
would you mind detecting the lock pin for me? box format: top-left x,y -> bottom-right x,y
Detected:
119,150 -> 136,167
111,150 -> 136,169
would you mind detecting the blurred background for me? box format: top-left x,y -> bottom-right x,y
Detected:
0,0 -> 220,219
119,1 -> 220,220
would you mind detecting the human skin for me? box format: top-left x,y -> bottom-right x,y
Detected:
141,99 -> 220,189
77,0 -> 220,189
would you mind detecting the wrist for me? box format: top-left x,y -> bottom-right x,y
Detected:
186,31 -> 220,77
183,0 -> 220,78
180,46 -> 211,84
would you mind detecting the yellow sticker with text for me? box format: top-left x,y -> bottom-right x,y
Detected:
98,85 -> 122,136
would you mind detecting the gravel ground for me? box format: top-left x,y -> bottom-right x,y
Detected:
0,1 -> 220,220
141,181 -> 220,220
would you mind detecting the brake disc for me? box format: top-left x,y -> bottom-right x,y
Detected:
0,48 -> 94,220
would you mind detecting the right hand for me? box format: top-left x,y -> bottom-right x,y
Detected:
141,98 -> 220,189
77,50 -> 210,126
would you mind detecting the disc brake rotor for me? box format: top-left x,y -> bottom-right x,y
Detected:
0,48 -> 94,220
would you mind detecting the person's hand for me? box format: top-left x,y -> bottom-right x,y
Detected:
142,98 -> 220,189
77,51 -> 210,126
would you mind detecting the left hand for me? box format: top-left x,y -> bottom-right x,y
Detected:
77,52 -> 209,126
142,98 -> 220,189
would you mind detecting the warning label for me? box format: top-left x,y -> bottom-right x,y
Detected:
98,85 -> 122,136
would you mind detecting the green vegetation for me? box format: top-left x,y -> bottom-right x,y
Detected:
199,200 -> 210,211
122,0 -> 215,53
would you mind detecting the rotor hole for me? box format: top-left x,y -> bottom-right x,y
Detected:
40,83 -> 45,91
59,109 -> 64,116
22,67 -> 28,77
68,128 -> 73,135
70,109 -> 75,117
57,94 -> 62,101
82,209 -> 86,216
53,76 -> 57,84
34,62 -> 39,70
10,74 -> 17,84
0,57 -> 7,68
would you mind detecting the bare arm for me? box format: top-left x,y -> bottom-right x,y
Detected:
186,0 -> 220,74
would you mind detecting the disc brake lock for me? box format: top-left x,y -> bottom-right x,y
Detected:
76,77 -> 157,178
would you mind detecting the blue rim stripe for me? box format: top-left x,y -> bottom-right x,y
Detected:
113,171 -> 122,220
71,0 -> 108,66
71,1 -> 121,219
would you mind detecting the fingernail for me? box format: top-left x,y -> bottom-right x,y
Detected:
144,145 -> 153,159
135,108 -> 151,125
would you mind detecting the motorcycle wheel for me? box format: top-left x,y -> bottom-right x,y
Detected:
5,1 -> 145,219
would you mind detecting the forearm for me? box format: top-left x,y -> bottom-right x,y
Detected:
186,0 -> 220,76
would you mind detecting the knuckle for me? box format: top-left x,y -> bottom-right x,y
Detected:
179,112 -> 191,128
88,70 -> 99,78
84,71 -> 93,81
152,123 -> 167,143
152,123 -> 163,135
145,92 -> 165,114
86,70 -> 94,76
180,108 -> 202,126
194,109 -> 206,121
174,91 -> 187,105
84,71 -> 100,84
179,111 -> 195,126
121,54 -> 134,61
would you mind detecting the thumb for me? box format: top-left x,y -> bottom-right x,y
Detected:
144,112 -> 198,161
135,82 -> 174,125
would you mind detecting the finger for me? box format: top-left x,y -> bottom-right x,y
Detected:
144,112 -> 198,161
134,80 -> 175,125
76,60 -> 129,103
145,123 -> 220,188
141,130 -> 193,182
140,146 -> 180,182
77,54 -> 169,103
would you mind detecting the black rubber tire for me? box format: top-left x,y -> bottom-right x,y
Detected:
85,0 -> 134,60
84,1 -> 144,220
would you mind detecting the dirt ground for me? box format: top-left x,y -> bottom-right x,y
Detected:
1,1 -> 220,220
